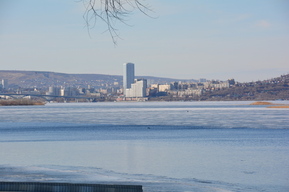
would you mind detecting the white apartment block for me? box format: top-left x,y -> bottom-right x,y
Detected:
126,79 -> 147,97
123,63 -> 135,96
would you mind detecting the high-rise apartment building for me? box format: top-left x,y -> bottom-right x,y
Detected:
123,62 -> 147,97
1,79 -> 8,90
46,86 -> 61,96
126,79 -> 147,97
123,63 -> 135,96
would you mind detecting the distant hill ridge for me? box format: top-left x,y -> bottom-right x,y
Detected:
0,70 -> 194,88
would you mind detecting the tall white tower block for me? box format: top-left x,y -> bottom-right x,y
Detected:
123,63 -> 135,96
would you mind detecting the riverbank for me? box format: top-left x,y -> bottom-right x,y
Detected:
248,101 -> 289,108
0,99 -> 45,106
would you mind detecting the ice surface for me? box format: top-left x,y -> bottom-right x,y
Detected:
1,101 -> 289,192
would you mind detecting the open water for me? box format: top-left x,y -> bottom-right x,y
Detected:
0,101 -> 289,192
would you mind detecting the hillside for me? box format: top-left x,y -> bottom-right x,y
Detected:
0,70 -> 120,88
199,74 -> 289,101
0,70 -> 187,89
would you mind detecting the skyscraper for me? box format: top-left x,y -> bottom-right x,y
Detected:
123,63 -> 135,96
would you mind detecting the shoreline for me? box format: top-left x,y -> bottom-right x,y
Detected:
249,101 -> 289,108
0,99 -> 45,106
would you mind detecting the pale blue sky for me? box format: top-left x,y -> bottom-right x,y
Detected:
0,0 -> 288,82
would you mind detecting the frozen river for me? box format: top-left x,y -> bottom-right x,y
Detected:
0,101 -> 288,191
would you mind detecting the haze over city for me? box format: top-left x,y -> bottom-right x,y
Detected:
0,0 -> 288,82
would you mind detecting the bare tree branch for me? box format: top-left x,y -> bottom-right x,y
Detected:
82,0 -> 152,45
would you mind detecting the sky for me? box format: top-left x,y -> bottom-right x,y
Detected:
0,0 -> 288,82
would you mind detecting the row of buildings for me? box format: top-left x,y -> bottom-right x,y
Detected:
1,63 -> 235,101
122,62 -> 234,99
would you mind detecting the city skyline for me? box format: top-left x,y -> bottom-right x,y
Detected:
0,0 -> 288,82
